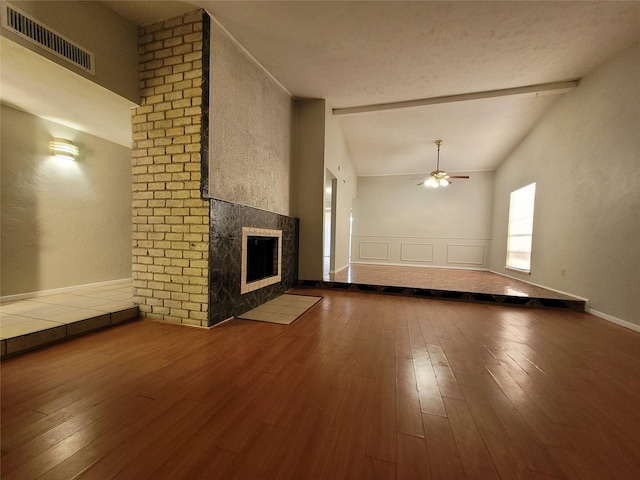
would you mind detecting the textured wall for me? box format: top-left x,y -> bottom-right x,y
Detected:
1,105 -> 132,296
208,20 -> 294,216
490,41 -> 640,326
131,11 -> 210,326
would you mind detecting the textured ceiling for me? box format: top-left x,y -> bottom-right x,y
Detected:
4,1 -> 640,176
203,1 -> 639,107
195,1 -> 640,176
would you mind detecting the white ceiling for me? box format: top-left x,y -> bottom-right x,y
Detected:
4,1 -> 640,177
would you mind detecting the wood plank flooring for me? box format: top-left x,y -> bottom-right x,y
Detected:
2,288 -> 640,479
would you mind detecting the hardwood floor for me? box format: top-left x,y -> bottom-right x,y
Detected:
2,288 -> 640,479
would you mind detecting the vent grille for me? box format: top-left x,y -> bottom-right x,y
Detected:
2,4 -> 94,74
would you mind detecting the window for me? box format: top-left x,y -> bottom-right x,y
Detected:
506,182 -> 536,272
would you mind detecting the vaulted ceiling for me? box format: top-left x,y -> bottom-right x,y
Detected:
6,1 -> 640,177
103,0 -> 640,176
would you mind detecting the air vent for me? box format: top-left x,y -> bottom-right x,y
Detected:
1,4 -> 94,74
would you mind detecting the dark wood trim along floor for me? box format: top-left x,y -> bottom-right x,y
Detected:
301,279 -> 586,310
2,288 -> 639,479
317,265 -> 586,311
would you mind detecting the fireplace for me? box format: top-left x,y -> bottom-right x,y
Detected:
241,227 -> 282,294
246,236 -> 277,282
208,199 -> 299,326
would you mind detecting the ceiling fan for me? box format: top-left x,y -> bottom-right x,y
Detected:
418,140 -> 470,188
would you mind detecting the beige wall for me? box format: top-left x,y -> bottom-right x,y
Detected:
208,19 -> 294,215
352,171 -> 495,269
293,99 -> 326,280
1,0 -> 139,103
490,41 -> 640,326
285,100 -> 358,280
1,104 -> 132,296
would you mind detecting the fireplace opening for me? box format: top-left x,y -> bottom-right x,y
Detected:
241,227 -> 283,294
246,236 -> 278,282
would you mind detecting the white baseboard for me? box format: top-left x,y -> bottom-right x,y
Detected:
352,261 -> 489,272
330,264 -> 350,274
588,308 -> 640,334
489,270 -> 589,303
488,271 -> 640,333
1,278 -> 133,303
211,316 -> 235,328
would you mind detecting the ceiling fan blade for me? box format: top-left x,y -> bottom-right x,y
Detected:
447,175 -> 470,179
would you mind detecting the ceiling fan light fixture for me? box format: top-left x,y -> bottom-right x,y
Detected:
424,177 -> 438,188
418,139 -> 469,189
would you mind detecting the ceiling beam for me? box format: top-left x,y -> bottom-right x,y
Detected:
332,80 -> 579,116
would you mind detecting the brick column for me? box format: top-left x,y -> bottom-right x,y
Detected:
131,11 -> 209,326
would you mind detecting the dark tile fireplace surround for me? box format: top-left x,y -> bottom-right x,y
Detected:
208,199 -> 299,326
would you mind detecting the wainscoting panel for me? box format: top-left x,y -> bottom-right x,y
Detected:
359,241 -> 390,260
352,236 -> 490,270
447,244 -> 485,265
400,243 -> 434,262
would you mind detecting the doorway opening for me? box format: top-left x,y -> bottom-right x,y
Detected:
324,171 -> 337,279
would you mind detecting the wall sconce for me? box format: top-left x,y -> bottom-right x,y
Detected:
50,138 -> 79,160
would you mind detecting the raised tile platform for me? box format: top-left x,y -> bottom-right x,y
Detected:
1,281 -> 138,358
